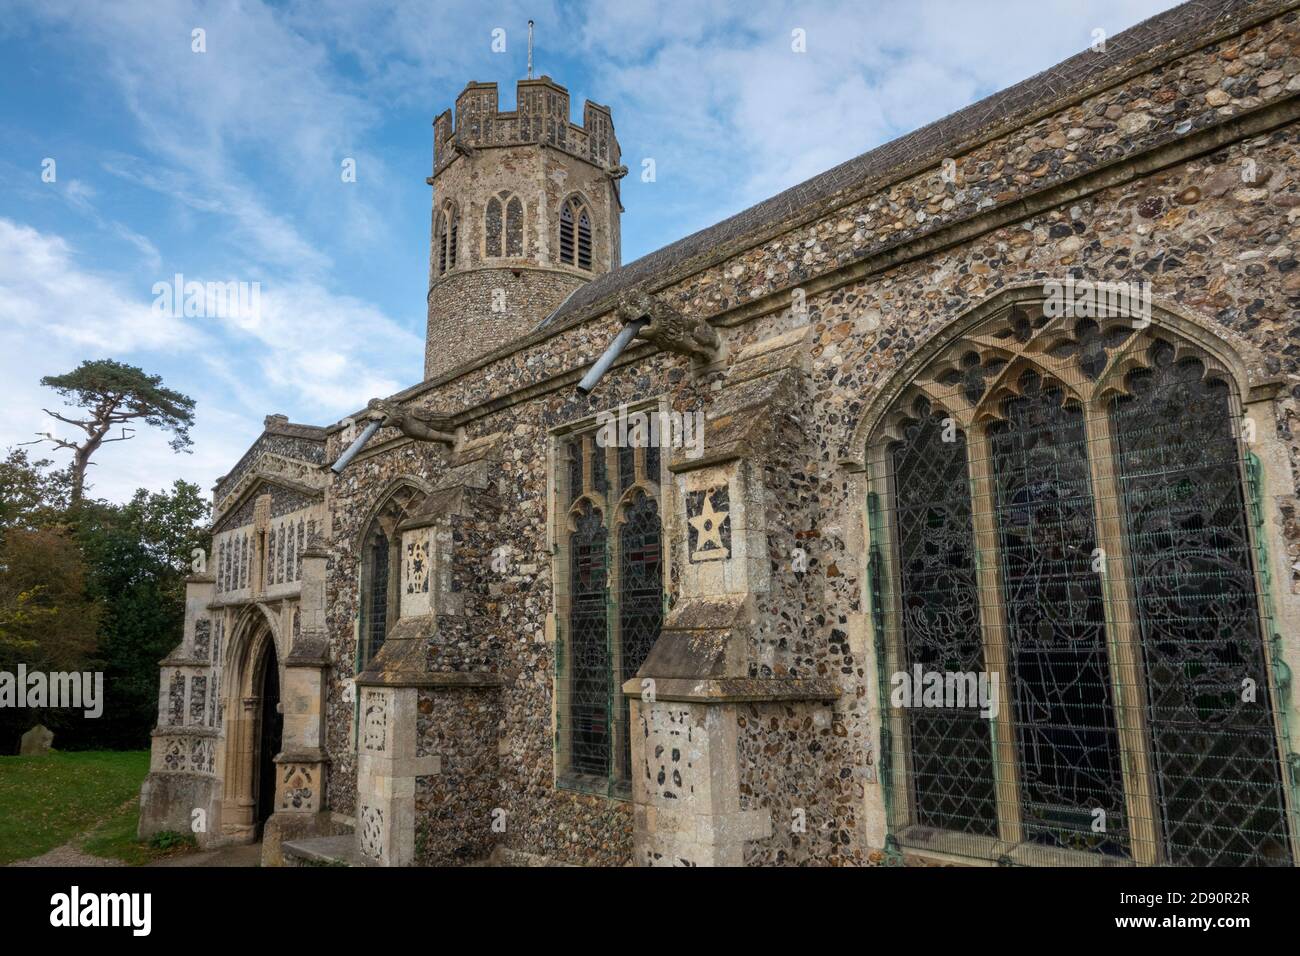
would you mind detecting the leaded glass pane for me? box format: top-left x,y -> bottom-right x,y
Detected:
618,445 -> 635,491
568,501 -> 609,778
592,439 -> 608,494
568,438 -> 583,505
1113,342 -> 1291,866
366,530 -> 390,663
617,492 -> 663,785
990,371 -> 1129,856
891,404 -> 998,836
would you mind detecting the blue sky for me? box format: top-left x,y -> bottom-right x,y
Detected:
0,0 -> 1178,502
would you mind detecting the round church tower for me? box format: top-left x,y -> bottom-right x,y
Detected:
423,76 -> 623,379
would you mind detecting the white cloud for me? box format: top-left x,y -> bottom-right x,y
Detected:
0,0 -> 1187,505
0,217 -> 418,502
583,0 -> 1181,251
0,219 -> 195,353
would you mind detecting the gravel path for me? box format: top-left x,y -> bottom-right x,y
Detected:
9,844 -> 125,867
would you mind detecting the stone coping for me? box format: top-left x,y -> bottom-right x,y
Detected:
158,653 -> 210,667
620,676 -> 841,703
151,726 -> 219,738
282,835 -> 376,868
274,748 -> 330,765
354,670 -> 504,689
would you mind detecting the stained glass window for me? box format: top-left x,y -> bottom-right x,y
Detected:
358,484 -> 427,669
568,500 -> 610,777
1112,342 -> 1290,866
891,402 -> 998,837
557,424 -> 665,796
874,303 -> 1292,866
364,528 -> 390,664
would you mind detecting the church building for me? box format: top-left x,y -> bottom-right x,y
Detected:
139,0 -> 1300,866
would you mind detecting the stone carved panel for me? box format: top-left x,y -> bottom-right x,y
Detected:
362,690 -> 388,753
189,676 -> 206,725
360,805 -> 385,861
161,737 -> 185,772
155,735 -> 214,775
279,763 -> 318,812
404,534 -> 430,595
193,618 -> 210,659
685,486 -> 731,564
167,671 -> 185,726
643,705 -> 697,801
190,737 -> 214,773
401,528 -> 432,618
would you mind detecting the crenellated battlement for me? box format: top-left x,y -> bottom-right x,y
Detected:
433,75 -> 618,173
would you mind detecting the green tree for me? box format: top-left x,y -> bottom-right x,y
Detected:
28,360 -> 196,506
74,481 -> 210,749
0,526 -> 102,750
0,448 -> 72,539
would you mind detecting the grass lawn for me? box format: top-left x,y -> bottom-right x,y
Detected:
0,749 -> 194,865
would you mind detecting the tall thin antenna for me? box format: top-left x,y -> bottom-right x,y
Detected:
527,20 -> 534,79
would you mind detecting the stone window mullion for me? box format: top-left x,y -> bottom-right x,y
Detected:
964,423 -> 1025,846
1081,400 -> 1161,865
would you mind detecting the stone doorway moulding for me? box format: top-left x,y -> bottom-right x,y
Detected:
219,604 -> 281,844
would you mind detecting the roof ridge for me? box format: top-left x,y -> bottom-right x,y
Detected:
534,0 -> 1287,333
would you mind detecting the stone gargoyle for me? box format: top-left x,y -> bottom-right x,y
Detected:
363,398 -> 457,446
617,289 -> 721,364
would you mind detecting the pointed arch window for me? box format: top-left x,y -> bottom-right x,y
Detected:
485,195 -> 503,258
559,197 -> 592,271
868,301 -> 1292,867
358,484 -> 428,668
556,418 -> 666,796
505,196 -> 523,257
363,527 -> 391,664
485,192 -> 525,259
436,203 -> 457,276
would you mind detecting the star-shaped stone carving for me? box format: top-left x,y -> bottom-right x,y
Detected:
688,495 -> 728,560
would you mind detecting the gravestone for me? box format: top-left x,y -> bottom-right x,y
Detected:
20,724 -> 54,755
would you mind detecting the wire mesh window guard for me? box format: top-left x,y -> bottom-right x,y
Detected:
556,427 -> 665,797
872,301 -> 1293,867
364,529 -> 391,664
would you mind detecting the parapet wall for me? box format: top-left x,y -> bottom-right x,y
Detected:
433,76 -> 618,173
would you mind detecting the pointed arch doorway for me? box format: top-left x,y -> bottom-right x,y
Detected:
220,605 -> 286,843
255,637 -> 283,830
